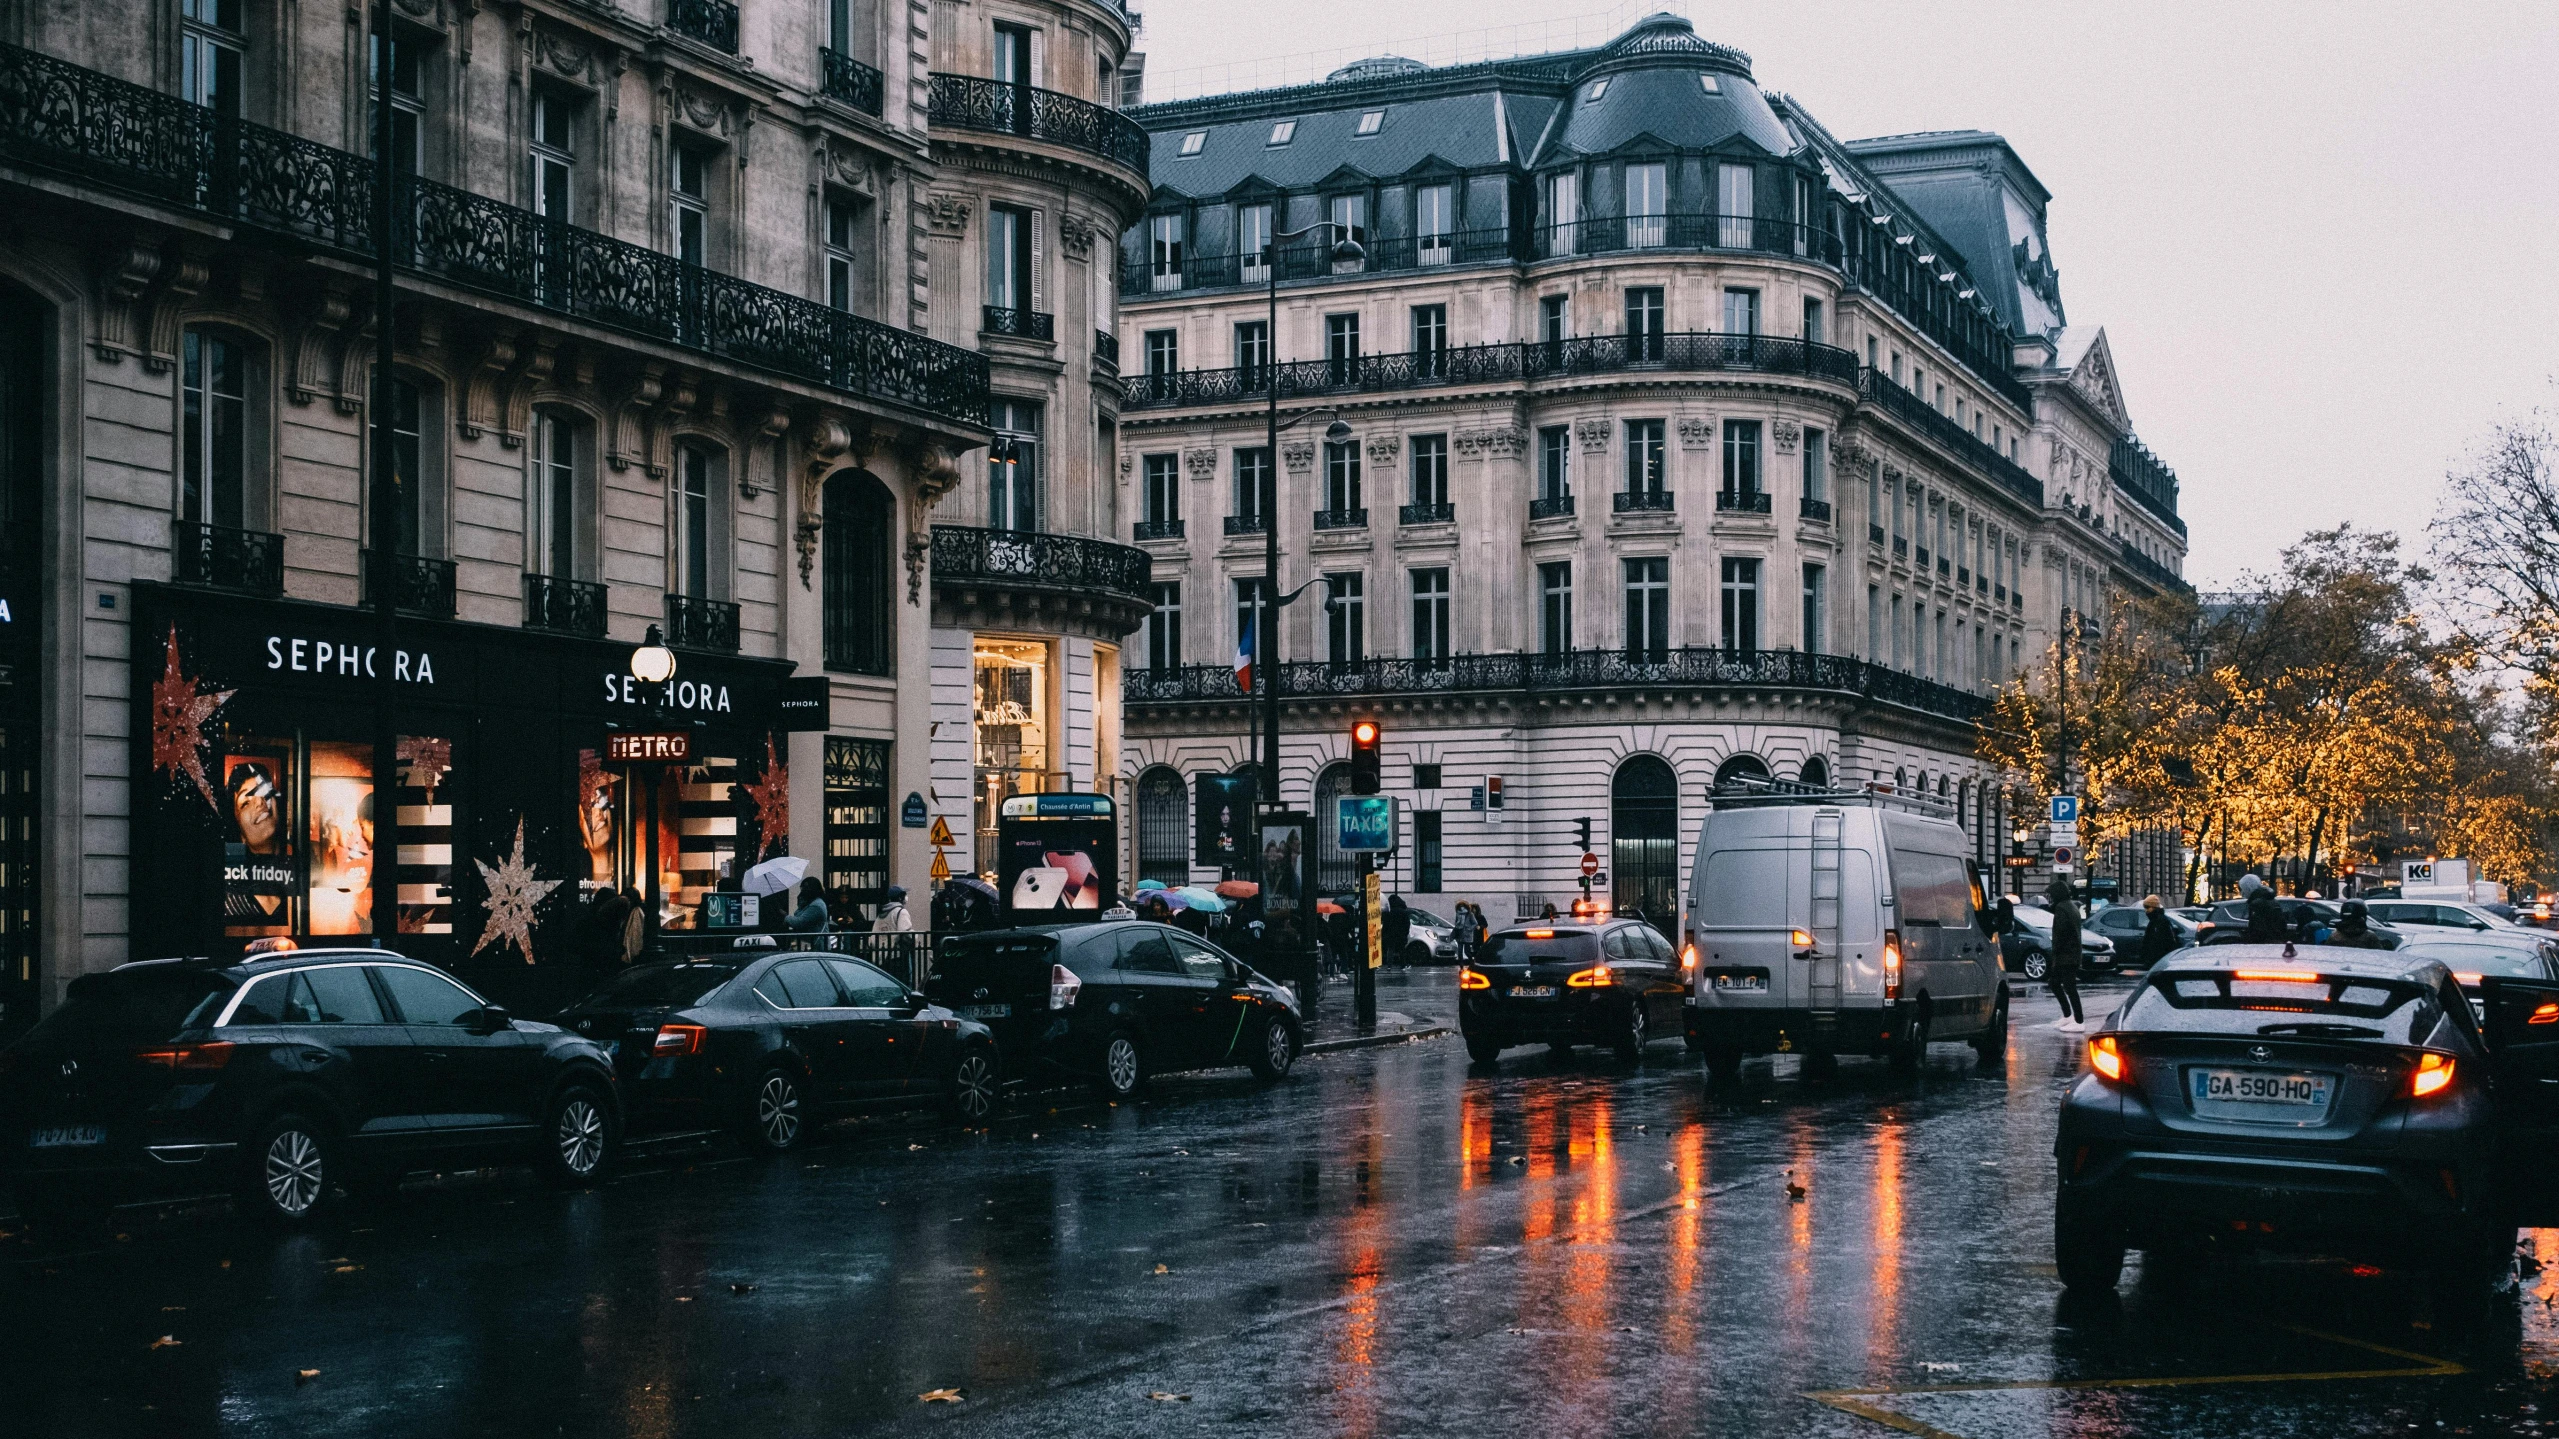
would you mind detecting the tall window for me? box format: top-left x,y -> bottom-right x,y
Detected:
1147,213 -> 1182,290
1326,573 -> 1365,665
1143,329 -> 1177,382
1717,162 -> 1754,248
1623,557 -> 1669,661
1233,320 -> 1269,388
1144,583 -> 1182,672
179,329 -> 251,529
387,376 -> 423,554
1624,419 -> 1665,497
1142,453 -> 1178,527
1324,439 -> 1362,514
1539,561 -> 1573,655
986,204 -> 1035,318
674,445 -> 715,597
1624,287 -> 1664,363
1802,296 -> 1825,345
826,198 -> 859,310
991,21 -> 1032,87
1327,194 -> 1367,271
829,0 -> 854,52
1415,810 -> 1443,893
1324,313 -> 1360,384
1234,579 -> 1268,667
1411,304 -> 1447,376
529,410 -> 579,578
1416,183 -> 1454,261
1803,426 -> 1828,505
1538,425 -> 1571,500
1625,162 -> 1666,247
823,471 -> 893,674
1409,567 -> 1450,663
1867,586 -> 1881,659
1722,287 -> 1760,336
1890,593 -> 1906,669
988,398 -> 1041,530
1544,171 -> 1579,253
182,0 -> 244,118
671,143 -> 710,266
371,29 -> 425,174
824,736 -> 893,914
1720,558 -> 1760,652
1540,294 -> 1568,347
1233,447 -> 1269,526
1409,434 -> 1448,508
1722,419 -> 1761,496
1237,203 -> 1272,283
1801,564 -> 1825,655
530,91 -> 574,221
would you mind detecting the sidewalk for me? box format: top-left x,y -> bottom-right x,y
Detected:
1299,964 -> 1458,1054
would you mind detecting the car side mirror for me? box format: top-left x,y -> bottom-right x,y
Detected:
905,991 -> 930,1011
466,1005 -> 511,1035
2473,921 -> 2492,931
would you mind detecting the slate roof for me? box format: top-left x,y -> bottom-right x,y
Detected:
1845,130 -> 2065,338
1146,88 -> 1515,198
1535,64 -> 1795,162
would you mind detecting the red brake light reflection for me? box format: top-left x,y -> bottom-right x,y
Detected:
2087,1034 -> 2124,1083
2532,1002 -> 2559,1026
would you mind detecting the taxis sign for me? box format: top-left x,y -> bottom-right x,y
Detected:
1334,796 -> 1395,853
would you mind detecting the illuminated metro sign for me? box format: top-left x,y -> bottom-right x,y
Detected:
606,730 -> 693,763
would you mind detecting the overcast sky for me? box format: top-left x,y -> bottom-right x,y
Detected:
1135,1 -> 2559,589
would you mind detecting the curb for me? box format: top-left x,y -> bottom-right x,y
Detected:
1305,1024 -> 1449,1055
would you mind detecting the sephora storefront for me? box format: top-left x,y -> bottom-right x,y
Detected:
132,583 -> 797,1012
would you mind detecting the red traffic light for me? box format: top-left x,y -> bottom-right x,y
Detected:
1352,720 -> 1379,747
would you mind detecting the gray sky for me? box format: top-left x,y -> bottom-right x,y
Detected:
1135,1 -> 2559,588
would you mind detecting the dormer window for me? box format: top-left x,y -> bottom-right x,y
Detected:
1267,119 -> 1296,146
1586,79 -> 1609,101
1354,109 -> 1384,136
1178,130 -> 1206,156
1698,73 -> 1720,93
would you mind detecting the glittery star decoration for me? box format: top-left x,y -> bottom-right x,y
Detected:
471,817 -> 564,965
150,626 -> 234,811
396,735 -> 452,799
741,736 -> 790,858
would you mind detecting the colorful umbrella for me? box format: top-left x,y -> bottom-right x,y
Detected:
1175,886 -> 1228,912
1213,879 -> 1260,899
1135,879 -> 1168,891
1316,899 -> 1346,916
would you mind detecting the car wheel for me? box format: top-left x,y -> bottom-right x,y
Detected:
1612,1000 -> 1648,1062
747,1069 -> 805,1153
1971,995 -> 2010,1067
1682,1030 -> 1707,1054
2022,950 -> 2050,982
539,1082 -> 614,1188
1247,1016 -> 1298,1080
945,1046 -> 1001,1125
1405,942 -> 1434,968
1095,1031 -> 1144,1099
241,1113 -> 335,1228
2054,1195 -> 2126,1292
1888,1009 -> 1931,1072
1464,1032 -> 1504,1065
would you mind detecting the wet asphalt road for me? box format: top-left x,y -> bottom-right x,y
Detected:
11,970 -> 2559,1438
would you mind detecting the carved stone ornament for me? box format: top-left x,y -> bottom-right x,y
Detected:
1881,462 -> 1905,485
1056,212 -> 1097,258
1675,415 -> 1714,450
676,87 -> 724,134
1182,448 -> 1217,478
795,416 -> 855,589
902,436 -> 964,606
1118,451 -> 1133,478
1281,439 -> 1315,473
1453,426 -> 1525,457
825,147 -> 877,195
1363,434 -> 1399,467
1772,419 -> 1802,455
925,192 -> 973,234
536,31 -> 591,80
1575,418 -> 1611,454
1832,438 -> 1872,474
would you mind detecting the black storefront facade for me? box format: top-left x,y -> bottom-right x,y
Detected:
131,583 -> 797,1014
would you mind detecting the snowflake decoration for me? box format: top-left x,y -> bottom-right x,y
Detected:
150,627 -> 234,811
742,735 -> 790,858
471,817 -> 564,965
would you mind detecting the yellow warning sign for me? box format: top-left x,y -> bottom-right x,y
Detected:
930,849 -> 952,883
928,815 -> 955,847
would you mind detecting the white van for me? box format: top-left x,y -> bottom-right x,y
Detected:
1682,783 -> 2008,1080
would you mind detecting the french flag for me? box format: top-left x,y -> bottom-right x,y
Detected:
1234,611 -> 1254,693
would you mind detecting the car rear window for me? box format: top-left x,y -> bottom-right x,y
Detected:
1482,930 -> 1601,965
27,968 -> 236,1045
2404,945 -> 2546,979
2122,968 -> 2442,1044
590,962 -> 741,1007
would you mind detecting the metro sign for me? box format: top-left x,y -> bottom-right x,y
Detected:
607,730 -> 692,763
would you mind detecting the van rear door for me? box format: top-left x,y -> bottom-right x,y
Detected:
1692,842 -> 1801,1014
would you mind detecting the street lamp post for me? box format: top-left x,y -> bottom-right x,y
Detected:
368,0 -> 400,949
628,625 -> 678,950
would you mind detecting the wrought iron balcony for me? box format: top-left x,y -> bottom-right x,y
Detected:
1529,494 -> 1576,520
1312,508 -> 1368,531
1129,226 -> 1516,297
1094,329 -> 1119,369
1801,497 -> 1834,523
1715,490 -> 1772,515
1132,517 -> 1184,541
1613,491 -> 1674,514
1858,368 -> 2042,509
1400,502 -> 1455,526
666,592 -> 742,652
172,518 -> 284,596
361,551 -> 457,618
1222,514 -> 1265,536
667,0 -> 739,53
1125,647 -> 1990,724
1124,331 -> 1859,412
2116,538 -> 2192,594
523,572 -> 607,637
981,305 -> 1055,342
819,48 -> 885,115
928,524 -> 1152,606
0,43 -> 989,429
2109,433 -> 2186,536
927,74 -> 1149,176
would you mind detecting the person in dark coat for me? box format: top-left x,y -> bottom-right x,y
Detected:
1383,895 -> 1412,969
2136,894 -> 2182,968
2045,874 -> 2085,1028
2323,900 -> 2394,949
2238,873 -> 2286,942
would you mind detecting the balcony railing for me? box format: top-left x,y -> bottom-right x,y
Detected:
1222,514 -> 1265,536
1129,225 -> 1517,296
1400,502 -> 1454,525
0,43 -> 989,429
1529,494 -> 1576,520
665,592 -> 741,652
362,551 -> 457,618
1094,329 -> 1119,369
981,305 -> 1054,341
818,48 -> 886,115
1858,368 -> 2044,510
1614,491 -> 1674,514
1124,332 -> 1859,413
928,524 -> 1152,605
1126,648 -> 1990,724
926,74 -> 1149,175
1801,497 -> 1833,523
523,573 -> 606,637
1312,508 -> 1367,531
2116,539 -> 2192,594
1132,518 -> 1184,541
667,0 -> 740,53
1715,490 -> 1772,515
2109,433 -> 2186,536
172,518 -> 284,596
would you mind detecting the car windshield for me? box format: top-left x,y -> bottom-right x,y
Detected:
2402,944 -> 2545,979
588,962 -> 741,1007
2121,967 -> 2439,1044
1481,930 -> 1602,965
1404,909 -> 1447,928
24,967 -> 237,1046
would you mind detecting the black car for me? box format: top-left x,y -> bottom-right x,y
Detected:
1458,919 -> 1687,1064
922,922 -> 1302,1099
2194,896 -> 2401,946
0,949 -> 620,1229
2053,943 -> 2559,1292
554,951 -> 1001,1150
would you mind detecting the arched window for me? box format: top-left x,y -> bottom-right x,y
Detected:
1798,755 -> 1830,789
1894,766 -> 1908,790
1313,762 -> 1357,894
823,468 -> 893,675
1611,755 -> 1680,935
1135,766 -> 1188,885
1712,753 -> 1771,790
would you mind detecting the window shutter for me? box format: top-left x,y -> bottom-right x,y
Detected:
1029,27 -> 1044,87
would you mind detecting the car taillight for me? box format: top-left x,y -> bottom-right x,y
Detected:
1458,967 -> 1490,990
1048,963 -> 1082,1011
2412,1051 -> 2455,1098
1566,965 -> 1613,988
1882,929 -> 1903,1001
135,1041 -> 235,1074
2087,1034 -> 2125,1083
2532,1001 -> 2559,1026
651,1024 -> 708,1057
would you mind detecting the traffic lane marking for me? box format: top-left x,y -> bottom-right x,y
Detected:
1806,1323 -> 2463,1438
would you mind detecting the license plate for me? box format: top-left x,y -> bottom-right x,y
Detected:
2190,1068 -> 2332,1117
1710,974 -> 1767,991
1508,986 -> 1556,999
956,1003 -> 1011,1020
29,1125 -> 106,1149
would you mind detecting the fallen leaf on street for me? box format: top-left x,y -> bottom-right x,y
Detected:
1153,1263 -> 1170,1275
150,1336 -> 181,1351
1147,1392 -> 1192,1402
296,1369 -> 321,1384
675,1296 -> 693,1303
908,1144 -> 926,1152
730,1283 -> 757,1295
160,1306 -> 185,1312
918,1388 -> 964,1404
332,1265 -> 360,1274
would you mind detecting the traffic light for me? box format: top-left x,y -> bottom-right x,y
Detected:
1575,815 -> 1592,851
1350,718 -> 1382,794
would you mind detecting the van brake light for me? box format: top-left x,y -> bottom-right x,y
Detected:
1680,944 -> 1698,971
1790,929 -> 1815,949
1882,929 -> 1903,1001
1049,963 -> 1083,1011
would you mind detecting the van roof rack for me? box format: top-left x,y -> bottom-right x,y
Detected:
1708,775 -> 1958,819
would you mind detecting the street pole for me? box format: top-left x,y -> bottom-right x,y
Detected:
368,0 -> 400,949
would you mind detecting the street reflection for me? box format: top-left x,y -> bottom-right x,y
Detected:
1662,1122 -> 1708,1359
1867,1117 -> 1904,1369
